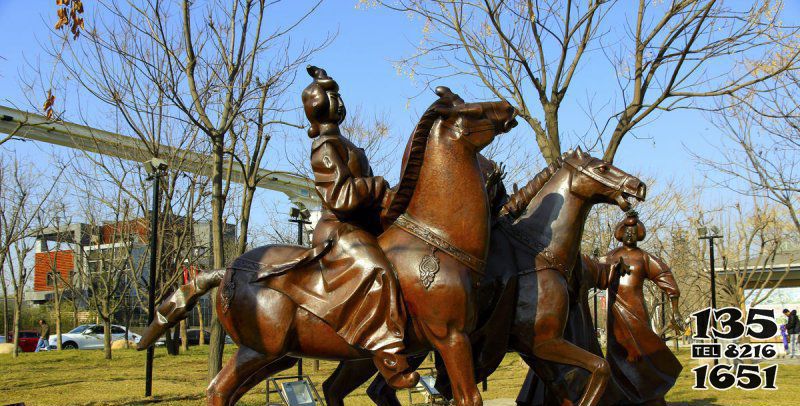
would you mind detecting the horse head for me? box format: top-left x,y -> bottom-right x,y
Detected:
432,86 -> 518,151
559,148 -> 646,211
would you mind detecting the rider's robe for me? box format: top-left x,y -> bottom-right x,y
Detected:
288,131 -> 407,352
597,247 -> 683,404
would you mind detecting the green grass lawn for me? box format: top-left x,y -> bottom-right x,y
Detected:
1,345 -> 797,405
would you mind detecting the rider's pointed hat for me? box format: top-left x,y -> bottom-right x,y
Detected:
302,65 -> 343,137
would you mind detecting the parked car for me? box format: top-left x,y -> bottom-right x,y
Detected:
185,329 -> 210,346
183,329 -> 234,346
48,324 -> 141,350
5,330 -> 41,352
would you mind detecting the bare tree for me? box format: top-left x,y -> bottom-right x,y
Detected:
370,0 -> 800,163
49,0 -> 329,375
41,205 -> 78,351
72,190 -> 144,360
695,72 -> 800,236
0,158 -> 62,357
7,238 -> 38,357
714,200 -> 796,310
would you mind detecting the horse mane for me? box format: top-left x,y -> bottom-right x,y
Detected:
381,96 -> 453,226
502,150 -> 582,218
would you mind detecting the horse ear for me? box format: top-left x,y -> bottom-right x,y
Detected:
435,86 -> 454,98
434,86 -> 466,105
575,146 -> 585,159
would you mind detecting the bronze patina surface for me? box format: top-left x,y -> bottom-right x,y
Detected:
323,150 -> 647,406
136,66 -> 518,406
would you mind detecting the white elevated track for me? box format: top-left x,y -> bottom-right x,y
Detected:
0,105 -> 319,209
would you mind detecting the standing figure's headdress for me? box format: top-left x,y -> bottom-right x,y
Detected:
614,210 -> 646,243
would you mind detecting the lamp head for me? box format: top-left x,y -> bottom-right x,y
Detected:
144,158 -> 168,175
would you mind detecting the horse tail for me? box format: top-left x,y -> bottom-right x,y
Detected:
136,269 -> 226,350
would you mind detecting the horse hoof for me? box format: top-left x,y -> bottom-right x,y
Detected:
387,371 -> 420,390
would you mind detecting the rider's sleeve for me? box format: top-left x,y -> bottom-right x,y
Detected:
646,254 -> 681,298
311,136 -> 388,216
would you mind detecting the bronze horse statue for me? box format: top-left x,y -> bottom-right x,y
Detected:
321,149 -> 646,406
136,88 -> 518,406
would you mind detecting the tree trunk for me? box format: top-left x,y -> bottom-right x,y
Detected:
237,187 -> 255,254
542,102 -> 561,160
103,317 -> 112,360
72,302 -> 79,327
2,292 -> 8,341
197,305 -> 205,346
1,255 -> 8,340
180,319 -> 188,352
54,285 -> 63,350
11,304 -> 20,358
164,326 -> 180,355
55,301 -> 63,350
124,303 -> 133,349
208,136 -> 226,379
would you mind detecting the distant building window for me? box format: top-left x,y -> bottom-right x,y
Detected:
46,271 -> 58,287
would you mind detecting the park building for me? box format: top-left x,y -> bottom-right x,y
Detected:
26,217 -> 236,327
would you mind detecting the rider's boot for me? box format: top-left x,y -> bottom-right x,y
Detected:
373,346 -> 420,390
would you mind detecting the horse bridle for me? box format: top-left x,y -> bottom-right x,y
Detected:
436,106 -> 499,148
562,157 -> 635,197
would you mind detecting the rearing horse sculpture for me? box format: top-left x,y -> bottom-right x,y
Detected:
322,149 -> 646,406
136,87 -> 518,406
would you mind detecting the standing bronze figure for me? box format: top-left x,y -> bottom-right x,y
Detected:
594,211 -> 683,405
517,211 -> 683,405
136,66 -> 518,406
323,149 -> 646,406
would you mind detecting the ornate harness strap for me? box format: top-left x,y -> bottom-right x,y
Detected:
394,213 -> 486,277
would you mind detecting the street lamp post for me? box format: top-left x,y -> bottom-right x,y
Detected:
698,225 -> 722,365
144,158 -> 168,397
289,206 -> 311,379
592,248 -> 600,332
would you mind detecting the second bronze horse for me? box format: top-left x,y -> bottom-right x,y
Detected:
323,149 -> 646,406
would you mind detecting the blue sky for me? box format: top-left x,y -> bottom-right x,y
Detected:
0,1 -> 723,182
0,1 -> 793,236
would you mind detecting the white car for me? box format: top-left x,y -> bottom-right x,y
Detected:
48,324 -> 142,350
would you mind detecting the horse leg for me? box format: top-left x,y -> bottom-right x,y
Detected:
528,270 -> 609,406
323,359 -> 378,406
366,352 -> 427,406
426,328 -> 481,406
519,355 -> 577,406
229,356 -> 298,405
207,346 -> 287,406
